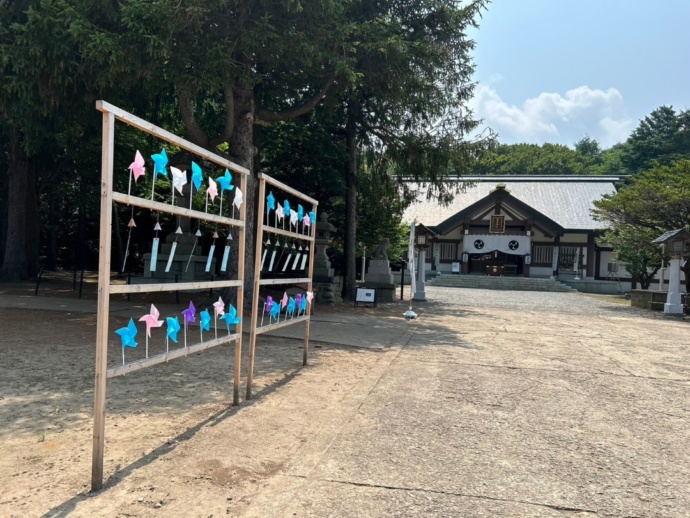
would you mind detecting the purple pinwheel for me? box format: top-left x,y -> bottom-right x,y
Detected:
181,301 -> 196,347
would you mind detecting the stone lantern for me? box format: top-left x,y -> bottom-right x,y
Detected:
652,228 -> 690,315
313,212 -> 341,303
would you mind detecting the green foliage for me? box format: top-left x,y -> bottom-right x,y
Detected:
593,159 -> 690,288
470,143 -> 595,176
621,106 -> 690,175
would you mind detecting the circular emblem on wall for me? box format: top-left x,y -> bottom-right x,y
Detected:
508,240 -> 519,250
474,239 -> 484,250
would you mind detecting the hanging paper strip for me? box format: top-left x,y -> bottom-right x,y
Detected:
205,244 -> 215,273
220,244 -> 231,272
150,237 -> 160,272
165,242 -> 177,273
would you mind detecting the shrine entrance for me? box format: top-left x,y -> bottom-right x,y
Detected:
468,251 -> 524,276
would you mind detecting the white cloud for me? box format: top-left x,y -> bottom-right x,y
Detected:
469,85 -> 634,147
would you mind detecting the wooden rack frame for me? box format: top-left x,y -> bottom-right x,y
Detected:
91,101 -> 248,491
245,174 -> 318,399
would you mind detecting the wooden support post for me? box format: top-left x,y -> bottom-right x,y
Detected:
233,171 -> 248,406
91,110 -> 115,491
303,202 -> 318,366
246,177 -> 266,400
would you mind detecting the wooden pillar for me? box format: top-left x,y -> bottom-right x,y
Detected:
91,109 -> 115,492
586,234 -> 595,278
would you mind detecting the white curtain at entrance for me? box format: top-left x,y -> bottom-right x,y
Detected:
462,234 -> 531,255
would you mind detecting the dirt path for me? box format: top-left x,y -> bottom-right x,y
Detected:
1,286 -> 689,517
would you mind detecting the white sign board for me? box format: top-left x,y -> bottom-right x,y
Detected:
355,287 -> 377,306
451,262 -> 460,273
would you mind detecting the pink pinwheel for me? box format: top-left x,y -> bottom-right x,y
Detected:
281,291 -> 288,309
139,304 -> 164,337
207,177 -> 218,203
303,214 -> 311,228
213,296 -> 225,317
306,291 -> 314,303
129,150 -> 146,182
139,304 -> 163,358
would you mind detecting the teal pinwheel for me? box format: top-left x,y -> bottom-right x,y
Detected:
270,301 -> 281,320
267,192 -> 276,212
299,295 -> 308,313
115,318 -> 138,348
216,169 -> 234,192
309,211 -> 316,224
166,316 -> 181,343
283,199 -> 290,216
287,296 -> 296,315
220,303 -> 242,333
200,309 -> 211,332
151,148 -> 168,177
191,161 -> 203,191
297,204 -> 304,222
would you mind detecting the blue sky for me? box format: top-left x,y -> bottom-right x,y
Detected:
467,0 -> 690,148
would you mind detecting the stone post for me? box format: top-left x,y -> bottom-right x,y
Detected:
665,258 -> 683,314
413,249 -> 427,301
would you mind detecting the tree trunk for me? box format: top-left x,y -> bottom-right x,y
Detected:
0,141 -> 30,280
343,104 -> 358,301
25,161 -> 40,277
77,171 -> 87,270
230,85 -> 257,307
46,189 -> 58,270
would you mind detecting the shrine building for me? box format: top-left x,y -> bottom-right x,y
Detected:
403,176 -> 623,282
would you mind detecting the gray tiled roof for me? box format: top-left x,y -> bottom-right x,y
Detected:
403,179 -> 617,231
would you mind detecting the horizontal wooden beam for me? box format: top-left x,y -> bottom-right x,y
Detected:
258,277 -> 311,286
258,173 -> 318,205
110,279 -> 242,294
112,192 -> 244,228
96,101 -> 249,175
261,225 -> 314,243
107,332 -> 240,378
255,315 -> 310,336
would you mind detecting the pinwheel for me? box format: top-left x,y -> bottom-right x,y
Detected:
181,301 -> 196,347
220,303 -> 241,334
306,291 -> 314,303
166,316 -> 181,353
206,177 -> 218,213
139,304 -> 164,358
128,150 -> 145,195
233,188 -> 243,218
309,210 -> 317,235
276,205 -> 285,230
188,161 -> 203,210
213,296 -> 225,339
216,169 -> 234,217
151,148 -> 169,200
200,309 -> 211,342
299,294 -> 308,315
281,292 -> 289,309
269,301 -> 281,321
170,166 -> 187,206
289,209 -> 298,228
115,318 -> 138,365
287,296 -> 296,318
297,204 -> 304,233
266,191 -> 275,226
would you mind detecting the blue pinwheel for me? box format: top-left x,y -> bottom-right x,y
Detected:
287,296 -> 296,316
270,301 -> 281,320
191,161 -> 203,191
297,204 -> 304,222
283,199 -> 290,216
216,169 -> 234,192
151,148 -> 168,176
115,318 -> 138,364
220,303 -> 242,334
309,211 -> 316,224
166,316 -> 181,345
267,192 -> 276,212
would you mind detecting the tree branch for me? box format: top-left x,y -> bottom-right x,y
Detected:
255,73 -> 337,126
176,85 -> 210,148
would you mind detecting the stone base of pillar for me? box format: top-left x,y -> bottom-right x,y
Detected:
664,302 -> 684,315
